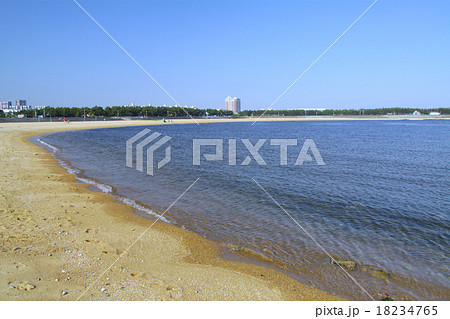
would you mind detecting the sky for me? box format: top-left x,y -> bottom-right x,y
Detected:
0,0 -> 449,110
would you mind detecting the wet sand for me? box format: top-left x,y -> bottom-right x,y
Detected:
0,119 -> 345,300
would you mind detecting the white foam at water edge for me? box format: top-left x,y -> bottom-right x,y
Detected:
77,177 -> 113,193
118,196 -> 169,223
37,138 -> 59,153
37,137 -> 169,224
59,161 -> 81,176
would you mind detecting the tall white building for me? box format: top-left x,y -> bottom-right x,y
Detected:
225,96 -> 241,113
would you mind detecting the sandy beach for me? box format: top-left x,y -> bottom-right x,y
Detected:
0,119 -> 348,301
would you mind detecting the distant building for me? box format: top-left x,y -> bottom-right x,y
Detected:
429,111 -> 441,116
225,97 -> 232,111
1,101 -> 12,109
16,100 -> 26,107
413,111 -> 421,116
1,99 -> 30,111
14,100 -> 29,111
225,96 -> 241,113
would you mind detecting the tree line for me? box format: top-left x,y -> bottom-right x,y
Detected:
6,106 -> 233,118
240,107 -> 449,116
1,106 -> 448,118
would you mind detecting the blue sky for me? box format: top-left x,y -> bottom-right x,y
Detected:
1,0 -> 449,110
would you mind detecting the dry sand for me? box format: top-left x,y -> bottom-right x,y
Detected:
0,119 -> 345,301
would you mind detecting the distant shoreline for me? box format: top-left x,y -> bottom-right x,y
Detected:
1,114 -> 449,124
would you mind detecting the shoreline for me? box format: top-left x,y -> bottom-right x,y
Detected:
1,115 -> 449,126
0,120 -> 344,300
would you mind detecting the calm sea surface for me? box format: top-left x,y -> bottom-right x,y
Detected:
38,120 -> 450,300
